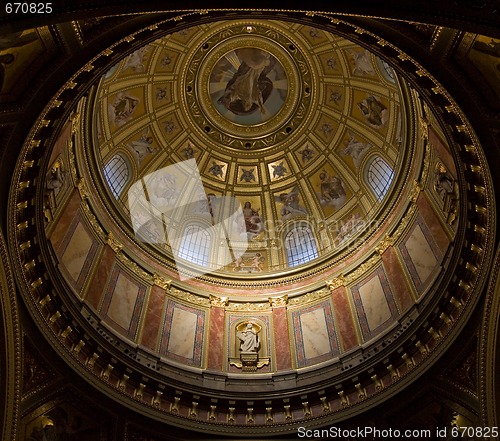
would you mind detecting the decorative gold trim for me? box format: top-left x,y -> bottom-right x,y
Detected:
153,273 -> 172,291
268,294 -> 288,307
209,294 -> 228,307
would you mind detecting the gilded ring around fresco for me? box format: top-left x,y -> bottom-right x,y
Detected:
183,24 -> 311,148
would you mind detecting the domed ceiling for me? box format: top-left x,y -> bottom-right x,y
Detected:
92,19 -> 405,280
8,12 -> 494,437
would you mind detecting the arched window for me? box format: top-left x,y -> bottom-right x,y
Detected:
285,225 -> 318,267
367,156 -> 394,201
103,154 -> 130,198
177,224 -> 211,267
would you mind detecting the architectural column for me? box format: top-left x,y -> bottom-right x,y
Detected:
269,295 -> 292,371
328,280 -> 359,351
207,295 -> 227,370
140,275 -> 170,351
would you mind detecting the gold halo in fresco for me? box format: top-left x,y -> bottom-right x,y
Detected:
184,24 -> 311,148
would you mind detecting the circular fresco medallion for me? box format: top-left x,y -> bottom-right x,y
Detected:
210,47 -> 287,124
182,22 -> 314,150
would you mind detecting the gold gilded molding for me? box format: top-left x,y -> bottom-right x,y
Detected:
170,287 -> 210,307
326,276 -> 345,290
116,252 -> 153,284
80,200 -> 106,242
268,294 -> 288,307
226,301 -> 270,312
153,273 -> 172,291
77,177 -> 88,200
209,294 -> 228,307
375,234 -> 394,255
409,180 -> 422,202
288,288 -> 330,307
106,232 -> 123,253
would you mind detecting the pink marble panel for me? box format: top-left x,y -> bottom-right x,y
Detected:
48,189 -> 81,250
140,285 -> 166,351
382,246 -> 414,313
417,192 -> 451,253
48,120 -> 71,165
85,245 -> 115,310
273,307 -> 292,371
207,306 -> 225,370
428,126 -> 456,175
330,286 -> 359,351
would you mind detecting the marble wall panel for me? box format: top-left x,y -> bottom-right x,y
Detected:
140,284 -> 166,351
160,300 -> 204,367
399,216 -> 441,292
48,189 -> 81,250
273,307 -> 292,371
84,244 -> 115,310
207,306 -> 225,370
330,286 -> 359,351
351,266 -> 399,340
58,215 -> 99,294
101,267 -> 146,340
382,246 -> 414,313
292,301 -> 339,368
417,193 -> 452,253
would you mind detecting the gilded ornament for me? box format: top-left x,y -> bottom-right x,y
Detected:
268,294 -> 288,307
153,273 -> 171,291
77,177 -> 88,199
209,294 -> 228,307
409,180 -> 422,202
106,231 -> 123,253
375,234 -> 394,255
326,275 -> 345,290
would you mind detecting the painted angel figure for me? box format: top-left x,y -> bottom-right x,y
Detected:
123,45 -> 150,72
342,132 -> 371,168
349,49 -> 376,76
276,187 -> 308,220
251,253 -> 264,272
111,92 -> 139,127
217,48 -> 274,115
357,95 -> 388,129
319,171 -> 346,204
128,128 -> 157,163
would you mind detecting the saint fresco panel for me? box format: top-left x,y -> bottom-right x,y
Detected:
210,47 -> 288,124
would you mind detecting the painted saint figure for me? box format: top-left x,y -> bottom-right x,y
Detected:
319,171 -> 346,202
217,48 -> 275,115
342,133 -> 371,168
236,323 -> 259,353
357,95 -> 388,129
243,202 -> 263,238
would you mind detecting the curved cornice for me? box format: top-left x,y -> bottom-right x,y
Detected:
0,231 -> 21,441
